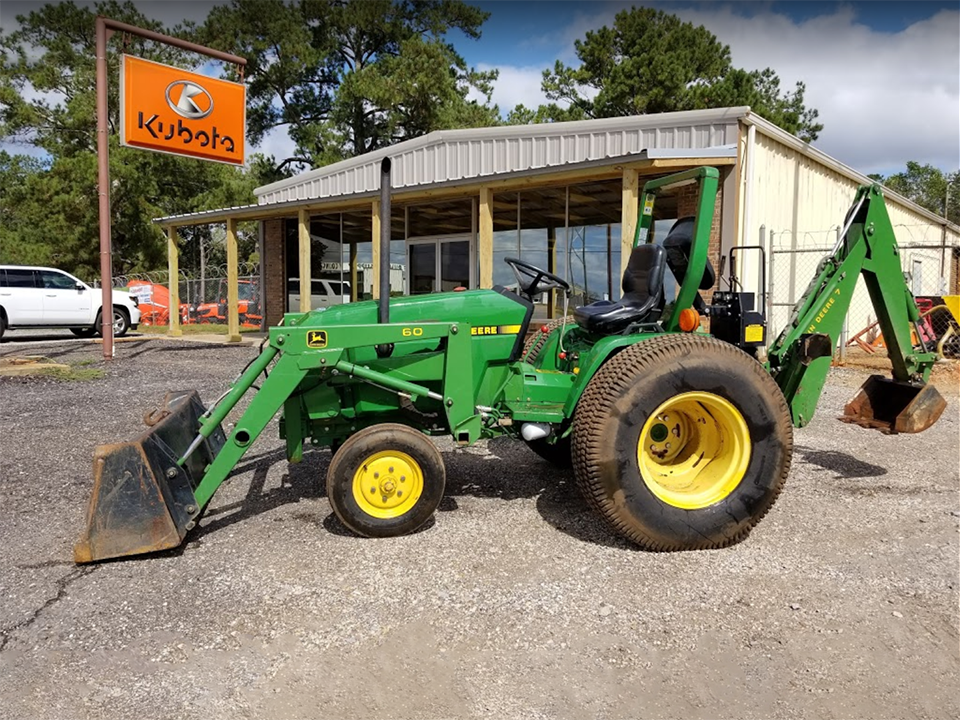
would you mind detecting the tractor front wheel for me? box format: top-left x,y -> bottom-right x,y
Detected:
326,423 -> 446,538
572,334 -> 793,551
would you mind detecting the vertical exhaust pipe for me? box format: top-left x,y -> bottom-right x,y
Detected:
379,158 -> 391,324
375,158 -> 394,358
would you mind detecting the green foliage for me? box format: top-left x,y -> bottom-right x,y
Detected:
0,2 -> 262,277
515,7 -> 822,141
873,162 -> 960,226
196,0 -> 500,171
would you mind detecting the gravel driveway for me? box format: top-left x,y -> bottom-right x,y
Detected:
1,337 -> 957,720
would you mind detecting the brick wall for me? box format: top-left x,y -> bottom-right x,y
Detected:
263,219 -> 286,326
676,184 -> 723,304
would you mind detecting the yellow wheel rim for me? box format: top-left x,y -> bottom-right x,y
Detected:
637,391 -> 751,510
352,450 -> 424,519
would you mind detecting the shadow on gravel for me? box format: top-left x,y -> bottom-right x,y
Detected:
154,435 -> 627,550
444,437 -> 633,550
795,445 -> 888,479
191,447 -> 329,541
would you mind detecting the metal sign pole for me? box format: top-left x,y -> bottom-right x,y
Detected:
93,15 -> 246,360
96,17 -> 114,360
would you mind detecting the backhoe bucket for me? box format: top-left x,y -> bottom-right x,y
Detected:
840,375 -> 946,434
74,391 -> 225,564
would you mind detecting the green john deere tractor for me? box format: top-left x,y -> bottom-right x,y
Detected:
74,162 -> 947,563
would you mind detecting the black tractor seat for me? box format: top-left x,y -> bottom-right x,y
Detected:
573,243 -> 666,334
662,216 -> 715,312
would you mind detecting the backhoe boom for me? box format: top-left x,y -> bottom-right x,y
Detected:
767,183 -> 942,429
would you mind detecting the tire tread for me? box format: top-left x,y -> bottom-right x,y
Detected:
571,334 -> 793,551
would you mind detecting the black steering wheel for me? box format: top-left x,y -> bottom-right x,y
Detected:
504,257 -> 570,299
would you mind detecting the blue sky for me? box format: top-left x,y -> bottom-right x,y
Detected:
452,1 -> 960,176
2,1 -> 958,176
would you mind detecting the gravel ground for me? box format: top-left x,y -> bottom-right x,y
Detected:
0,335 -> 957,720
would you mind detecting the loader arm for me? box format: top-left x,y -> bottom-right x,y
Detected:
766,183 -> 943,429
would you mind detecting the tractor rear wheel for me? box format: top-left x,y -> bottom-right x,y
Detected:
326,423 -> 446,538
572,334 -> 793,551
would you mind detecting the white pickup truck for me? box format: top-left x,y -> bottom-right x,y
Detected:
0,265 -> 141,340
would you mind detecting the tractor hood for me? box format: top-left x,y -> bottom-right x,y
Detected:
290,289 -> 533,332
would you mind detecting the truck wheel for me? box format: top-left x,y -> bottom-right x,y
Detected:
572,334 -> 793,551
71,327 -> 96,338
95,307 -> 130,338
0,311 -> 6,340
326,423 -> 446,538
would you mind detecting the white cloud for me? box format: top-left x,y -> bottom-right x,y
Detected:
476,64 -> 552,112
493,2 -> 960,175
247,124 -> 298,166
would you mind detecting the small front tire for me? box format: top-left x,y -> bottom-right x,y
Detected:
326,423 -> 446,538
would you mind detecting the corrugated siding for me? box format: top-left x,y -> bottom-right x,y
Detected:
748,132 -> 960,342
255,116 -> 740,205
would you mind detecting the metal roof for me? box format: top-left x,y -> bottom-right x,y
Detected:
254,107 -> 746,206
153,106 -> 958,235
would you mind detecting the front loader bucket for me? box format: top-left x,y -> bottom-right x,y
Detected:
74,391 -> 225,564
840,375 -> 946,434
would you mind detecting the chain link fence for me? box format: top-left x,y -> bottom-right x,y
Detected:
92,263 -> 263,328
767,224 -> 959,364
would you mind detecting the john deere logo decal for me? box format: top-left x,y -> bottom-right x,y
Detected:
165,80 -> 214,119
307,330 -> 328,348
470,324 -> 522,336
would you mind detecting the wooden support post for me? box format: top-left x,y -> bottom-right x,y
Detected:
371,199 -> 381,300
350,241 -> 358,302
479,186 -> 493,288
606,223 -> 613,301
167,226 -> 181,336
547,226 -> 556,319
621,167 -> 640,278
226,217 -> 240,342
298,208 -> 311,313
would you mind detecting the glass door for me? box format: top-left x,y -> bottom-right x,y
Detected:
409,242 -> 437,295
407,234 -> 474,294
439,239 -> 471,291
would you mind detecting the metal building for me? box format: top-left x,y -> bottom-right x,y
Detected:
155,106 -> 959,340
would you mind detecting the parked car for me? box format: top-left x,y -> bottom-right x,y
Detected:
0,265 -> 141,339
287,278 -> 351,310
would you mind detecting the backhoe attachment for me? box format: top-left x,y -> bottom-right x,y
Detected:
767,183 -> 946,434
840,375 -> 946,434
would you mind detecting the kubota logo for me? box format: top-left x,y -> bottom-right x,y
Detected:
165,80 -> 214,120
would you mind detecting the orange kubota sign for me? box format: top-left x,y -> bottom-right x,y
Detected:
120,55 -> 245,165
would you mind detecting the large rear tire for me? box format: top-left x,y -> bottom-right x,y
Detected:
326,423 -> 446,538
572,334 -> 793,551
